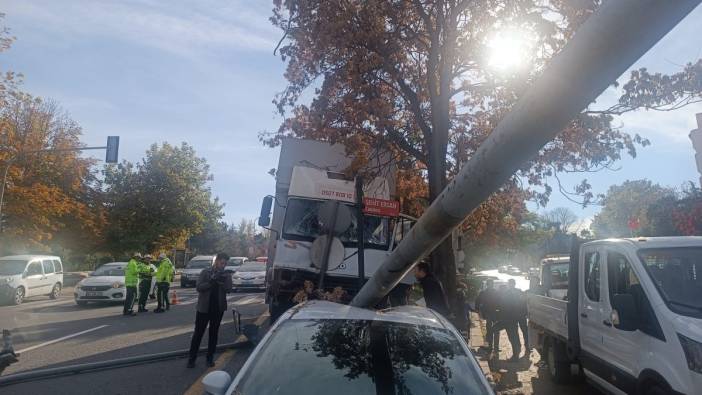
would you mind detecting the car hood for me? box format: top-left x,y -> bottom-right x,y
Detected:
234,272 -> 265,277
671,314 -> 702,342
0,274 -> 22,282
80,276 -> 124,286
182,268 -> 205,275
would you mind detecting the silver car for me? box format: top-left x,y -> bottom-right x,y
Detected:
74,262 -> 157,305
231,263 -> 266,292
201,300 -> 494,394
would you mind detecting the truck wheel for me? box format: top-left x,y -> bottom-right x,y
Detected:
546,339 -> 572,384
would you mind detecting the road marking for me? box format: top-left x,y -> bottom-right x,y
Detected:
231,295 -> 262,306
183,312 -> 268,395
16,324 -> 110,354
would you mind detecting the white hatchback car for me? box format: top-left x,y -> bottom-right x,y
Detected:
0,255 -> 64,305
74,262 -> 158,305
202,300 -> 494,395
231,263 -> 266,291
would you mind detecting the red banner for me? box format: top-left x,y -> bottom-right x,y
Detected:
363,197 -> 400,217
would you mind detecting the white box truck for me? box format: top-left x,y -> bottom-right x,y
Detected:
528,237 -> 702,395
258,138 -> 415,321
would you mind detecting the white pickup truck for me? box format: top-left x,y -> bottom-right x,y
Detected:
528,237 -> 702,395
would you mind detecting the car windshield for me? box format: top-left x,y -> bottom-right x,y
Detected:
234,319 -> 489,395
638,247 -> 702,317
236,264 -> 265,272
92,265 -> 125,276
0,260 -> 28,275
186,260 -> 211,269
282,198 -> 390,249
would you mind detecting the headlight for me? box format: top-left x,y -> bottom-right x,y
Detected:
678,333 -> 702,374
2,277 -> 12,284
112,282 -> 124,289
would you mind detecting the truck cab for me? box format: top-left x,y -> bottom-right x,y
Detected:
528,237 -> 702,395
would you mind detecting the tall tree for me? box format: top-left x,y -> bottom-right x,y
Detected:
267,1 -> 702,309
592,180 -> 675,238
542,207 -> 578,234
102,142 -> 223,255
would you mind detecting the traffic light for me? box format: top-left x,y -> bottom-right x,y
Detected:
690,113 -> 702,187
106,136 -> 119,163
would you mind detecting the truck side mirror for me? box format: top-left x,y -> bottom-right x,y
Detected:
611,293 -> 638,331
258,196 -> 273,227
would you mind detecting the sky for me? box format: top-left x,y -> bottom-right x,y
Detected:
1,1 -> 701,228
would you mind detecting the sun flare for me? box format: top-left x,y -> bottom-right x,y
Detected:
487,29 -> 534,72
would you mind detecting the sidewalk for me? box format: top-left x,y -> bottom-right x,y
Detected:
467,313 -> 596,395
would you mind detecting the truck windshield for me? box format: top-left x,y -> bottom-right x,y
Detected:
282,198 -> 390,249
638,247 -> 702,318
234,319 -> 489,395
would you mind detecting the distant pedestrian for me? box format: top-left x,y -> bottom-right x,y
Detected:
137,255 -> 155,313
122,253 -> 140,316
187,253 -> 233,368
414,262 -> 450,317
475,279 -> 499,351
154,253 -> 174,313
492,279 -> 522,361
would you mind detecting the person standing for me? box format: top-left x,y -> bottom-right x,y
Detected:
414,262 -> 450,317
492,279 -> 522,361
137,255 -> 155,313
154,253 -> 174,313
122,253 -> 141,316
187,253 -> 232,368
475,279 -> 499,351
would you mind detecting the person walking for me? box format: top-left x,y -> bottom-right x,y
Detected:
475,279 -> 499,351
492,279 -> 522,361
187,253 -> 232,368
137,255 -> 155,313
414,262 -> 450,317
154,253 -> 174,313
122,253 -> 141,316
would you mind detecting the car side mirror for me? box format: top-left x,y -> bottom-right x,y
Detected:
611,293 -> 638,331
258,196 -> 273,227
201,371 -> 231,395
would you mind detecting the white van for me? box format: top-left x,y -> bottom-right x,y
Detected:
0,255 -> 64,305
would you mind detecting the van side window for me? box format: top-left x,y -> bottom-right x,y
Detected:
607,251 -> 664,340
27,261 -> 43,276
42,260 -> 55,274
584,252 -> 600,301
52,259 -> 63,273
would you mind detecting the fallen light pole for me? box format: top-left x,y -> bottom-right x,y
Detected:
352,0 -> 701,308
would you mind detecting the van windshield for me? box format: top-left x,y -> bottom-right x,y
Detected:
186,260 -> 211,269
638,247 -> 702,318
282,198 -> 390,249
0,260 -> 28,275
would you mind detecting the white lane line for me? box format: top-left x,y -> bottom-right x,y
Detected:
16,325 -> 110,354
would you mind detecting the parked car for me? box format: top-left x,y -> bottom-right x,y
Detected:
231,263 -> 266,292
201,300 -> 494,395
180,255 -> 215,288
73,262 -> 157,305
0,255 -> 64,305
497,265 -> 509,273
507,267 -> 521,276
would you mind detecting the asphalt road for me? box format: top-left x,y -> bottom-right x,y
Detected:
0,283 -> 268,395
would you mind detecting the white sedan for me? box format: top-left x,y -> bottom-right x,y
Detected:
74,262 -> 157,305
231,263 -> 266,291
202,300 -> 494,394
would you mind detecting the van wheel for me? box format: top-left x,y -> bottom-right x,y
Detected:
50,283 -> 62,299
546,339 -> 572,384
13,287 -> 25,305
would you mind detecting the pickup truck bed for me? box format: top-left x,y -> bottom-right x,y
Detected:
527,294 -> 568,346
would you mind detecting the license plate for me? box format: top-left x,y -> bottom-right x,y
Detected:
242,280 -> 252,284
86,291 -> 101,297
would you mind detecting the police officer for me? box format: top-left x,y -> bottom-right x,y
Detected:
154,253 -> 174,313
137,254 -> 155,313
122,253 -> 141,316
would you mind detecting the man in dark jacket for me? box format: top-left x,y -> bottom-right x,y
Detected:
492,279 -> 522,361
414,262 -> 450,317
475,279 -> 499,351
187,253 -> 233,368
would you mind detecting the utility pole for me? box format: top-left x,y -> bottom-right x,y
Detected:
0,136 -> 119,232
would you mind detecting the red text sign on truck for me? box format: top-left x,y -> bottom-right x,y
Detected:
363,198 -> 400,217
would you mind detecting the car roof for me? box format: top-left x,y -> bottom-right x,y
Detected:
0,255 -> 61,260
101,262 -> 128,266
190,255 -> 214,260
283,300 -> 449,329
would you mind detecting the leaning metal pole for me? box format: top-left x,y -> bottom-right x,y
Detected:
352,0 -> 701,308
